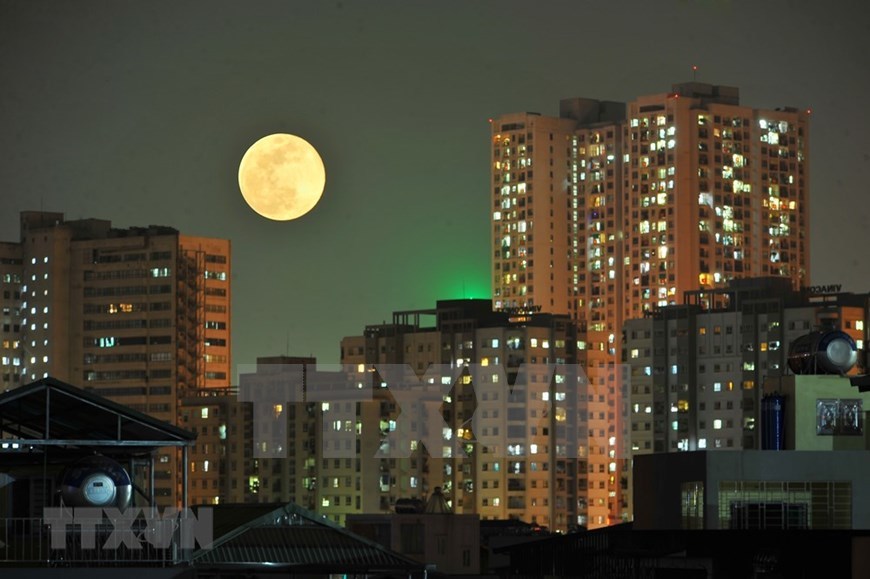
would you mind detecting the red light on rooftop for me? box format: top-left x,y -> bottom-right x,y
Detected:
806,108 -> 812,115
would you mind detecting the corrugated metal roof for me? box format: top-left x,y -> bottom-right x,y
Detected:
192,503 -> 423,573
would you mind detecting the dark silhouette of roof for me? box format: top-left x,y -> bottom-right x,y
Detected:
0,377 -> 195,457
192,502 -> 425,575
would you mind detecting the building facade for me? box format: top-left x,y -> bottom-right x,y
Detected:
623,278 -> 868,456
633,449 -> 870,530
491,82 -> 811,525
196,302 -> 600,531
0,211 -> 231,505
338,299 -> 601,531
491,82 -> 810,317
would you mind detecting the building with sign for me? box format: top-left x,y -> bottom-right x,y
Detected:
623,277 -> 867,456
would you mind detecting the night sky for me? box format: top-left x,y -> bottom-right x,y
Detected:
1,1 -> 868,374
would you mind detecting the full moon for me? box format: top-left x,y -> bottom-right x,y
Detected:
238,133 -> 326,221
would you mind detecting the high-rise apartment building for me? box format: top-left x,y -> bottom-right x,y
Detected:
0,211 -> 231,505
179,301 -> 620,530
0,242 -> 24,387
492,82 -> 809,317
181,356 -> 370,517
491,82 -> 811,526
180,386 -> 253,507
339,299 -> 594,531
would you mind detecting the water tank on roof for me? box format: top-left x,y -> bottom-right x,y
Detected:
60,455 -> 132,509
787,330 -> 857,375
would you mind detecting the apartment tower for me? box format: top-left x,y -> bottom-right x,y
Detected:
0,211 -> 231,505
491,82 -> 810,526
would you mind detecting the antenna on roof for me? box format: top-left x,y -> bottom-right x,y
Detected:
692,64 -> 699,82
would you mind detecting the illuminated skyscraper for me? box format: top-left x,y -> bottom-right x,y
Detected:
492,83 -> 809,315
1,211 -> 231,505
491,82 -> 811,527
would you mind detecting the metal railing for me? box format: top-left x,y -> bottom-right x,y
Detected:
1,516 -> 183,567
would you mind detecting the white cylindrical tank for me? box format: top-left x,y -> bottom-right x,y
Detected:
60,455 -> 133,509
787,330 -> 858,375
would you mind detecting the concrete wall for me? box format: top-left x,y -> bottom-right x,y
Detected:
634,450 -> 870,530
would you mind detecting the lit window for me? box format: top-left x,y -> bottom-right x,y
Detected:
713,419 -> 722,430
201,408 -> 208,419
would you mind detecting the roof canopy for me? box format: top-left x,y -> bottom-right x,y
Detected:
0,377 -> 194,457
